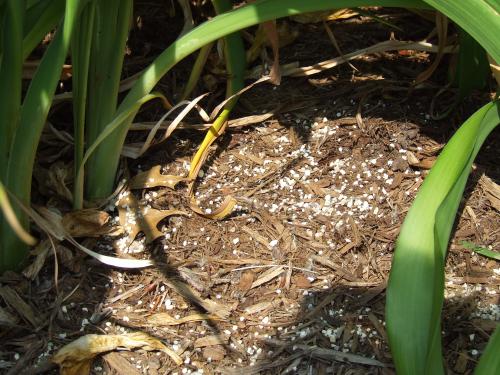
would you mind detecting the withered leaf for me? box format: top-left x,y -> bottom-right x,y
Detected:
52,332 -> 182,375
117,192 -> 187,243
189,195 -> 237,220
63,209 -> 118,237
129,165 -> 186,190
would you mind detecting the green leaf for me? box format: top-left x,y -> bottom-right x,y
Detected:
421,0 -> 500,63
386,100 -> 500,374
71,0 -> 96,209
75,92 -> 169,196
461,241 -> 500,261
0,0 -> 23,182
475,326 -> 500,375
1,0 -> 88,272
454,27 -> 490,99
23,0 -> 65,60
83,0 -> 133,200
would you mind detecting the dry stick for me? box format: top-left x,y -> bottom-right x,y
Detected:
129,109 -> 278,132
322,20 -> 358,72
310,254 -> 358,282
290,344 -> 388,367
247,39 -> 457,79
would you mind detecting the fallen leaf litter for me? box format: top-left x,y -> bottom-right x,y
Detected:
59,101 -> 497,374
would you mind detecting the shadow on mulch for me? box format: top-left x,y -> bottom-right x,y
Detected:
249,286 -> 495,374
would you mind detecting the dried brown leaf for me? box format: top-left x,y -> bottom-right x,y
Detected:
117,193 -> 187,243
63,209 -> 118,237
52,332 -> 182,375
34,206 -> 153,268
189,195 -> 237,220
129,165 -> 186,190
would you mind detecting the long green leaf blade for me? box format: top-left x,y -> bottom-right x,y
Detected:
0,0 -> 23,181
83,0 -> 133,200
386,100 -> 500,374
1,0 -> 87,272
71,0 -> 95,209
23,0 -> 64,60
461,241 -> 500,261
475,326 -> 500,375
422,0 -> 500,63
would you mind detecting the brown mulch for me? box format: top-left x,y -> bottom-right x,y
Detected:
0,3 -> 498,375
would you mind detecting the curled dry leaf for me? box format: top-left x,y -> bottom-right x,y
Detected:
63,209 -> 120,237
129,165 -> 187,190
117,192 -> 187,243
189,195 -> 237,220
51,332 -> 182,375
32,206 -> 154,268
